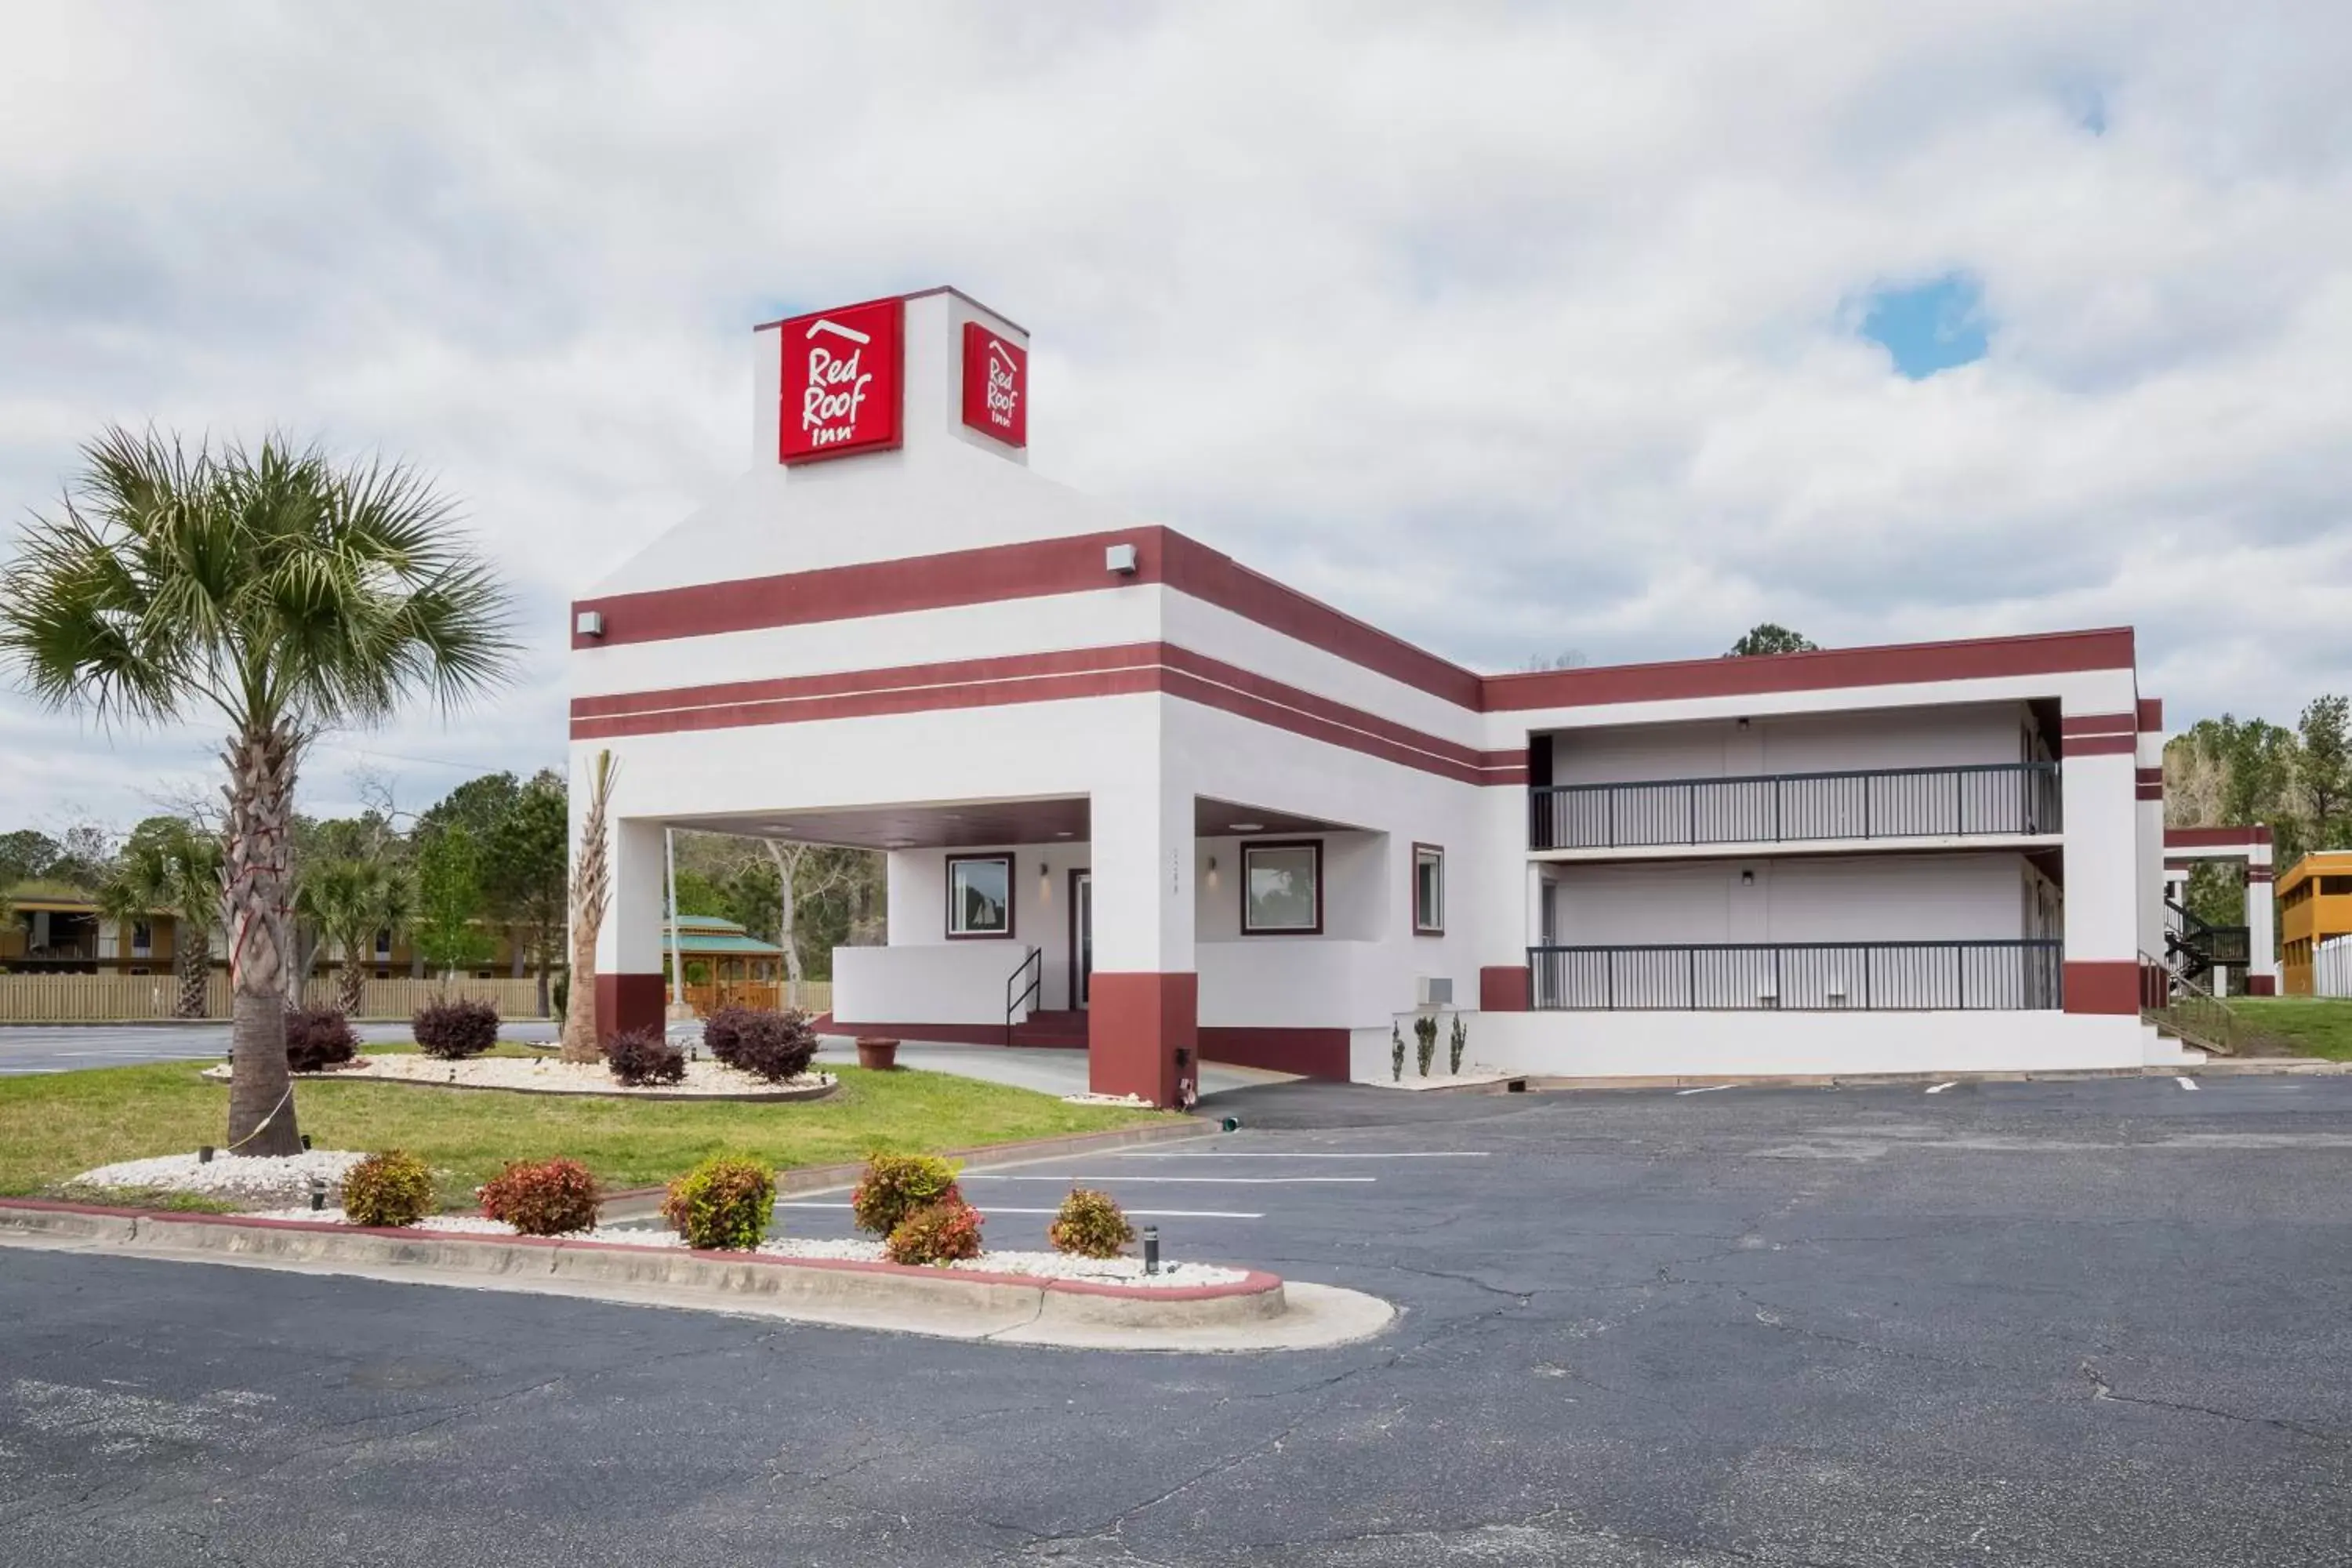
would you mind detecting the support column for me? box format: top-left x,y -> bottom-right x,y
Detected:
2059,710 -> 2143,1015
594,817 -> 668,1043
2246,846 -> 2278,995
1086,783 -> 1196,1107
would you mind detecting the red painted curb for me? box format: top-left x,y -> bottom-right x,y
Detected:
0,1200 -> 1279,1303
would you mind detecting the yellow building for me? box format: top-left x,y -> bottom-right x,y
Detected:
2277,850 -> 2352,996
0,881 -> 192,975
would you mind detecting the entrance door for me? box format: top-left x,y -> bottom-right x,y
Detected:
1070,869 -> 1094,1009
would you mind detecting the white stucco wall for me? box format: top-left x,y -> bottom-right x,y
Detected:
1544,852 -> 2038,946
1544,702 -> 2036,786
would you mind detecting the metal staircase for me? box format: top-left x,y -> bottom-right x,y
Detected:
2164,897 -> 2249,988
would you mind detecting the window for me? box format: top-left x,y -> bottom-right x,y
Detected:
2322,876 -> 2352,896
1241,840 -> 1322,935
130,920 -> 153,953
946,854 -> 1014,938
1413,844 -> 1444,935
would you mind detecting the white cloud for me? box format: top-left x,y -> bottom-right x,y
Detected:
2,0 -> 2349,826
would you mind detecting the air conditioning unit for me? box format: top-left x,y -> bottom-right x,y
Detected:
1416,976 -> 1454,1007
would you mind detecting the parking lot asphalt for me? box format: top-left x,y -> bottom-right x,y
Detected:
3,1073 -> 2350,1566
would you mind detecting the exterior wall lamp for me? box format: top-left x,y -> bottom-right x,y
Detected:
575,609 -> 605,638
1038,861 -> 1051,902
1205,855 -> 1219,889
1105,543 -> 1139,575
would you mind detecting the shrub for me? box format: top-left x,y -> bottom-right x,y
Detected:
285,1006 -> 360,1073
884,1196 -> 985,1266
342,1149 -> 435,1227
1448,1014 -> 1468,1076
414,997 -> 499,1059
661,1156 -> 775,1250
703,1006 -> 820,1083
1047,1187 -> 1134,1259
479,1157 -> 601,1236
603,1026 -> 687,1087
849,1152 -> 961,1237
1414,1014 -> 1439,1077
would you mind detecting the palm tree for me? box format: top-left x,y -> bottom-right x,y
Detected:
0,429 -> 515,1155
297,858 -> 414,1015
96,819 -> 226,1018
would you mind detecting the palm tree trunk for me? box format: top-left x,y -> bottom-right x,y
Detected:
175,936 -> 209,1019
560,751 -> 615,1062
222,726 -> 303,1156
337,946 -> 365,1016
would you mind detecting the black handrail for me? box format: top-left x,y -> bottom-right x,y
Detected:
1005,946 -> 1042,1048
1526,938 -> 2063,1011
1529,760 -> 2060,851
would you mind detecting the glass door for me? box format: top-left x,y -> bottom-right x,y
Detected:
1073,871 -> 1093,1009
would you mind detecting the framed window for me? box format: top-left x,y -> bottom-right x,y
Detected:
130,920 -> 153,953
1241,840 -> 1323,935
946,854 -> 1014,938
1412,844 -> 1444,935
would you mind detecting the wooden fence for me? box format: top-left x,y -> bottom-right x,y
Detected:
0,973 -> 837,1023
0,973 -> 550,1022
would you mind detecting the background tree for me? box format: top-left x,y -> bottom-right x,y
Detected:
0,427 -> 515,1154
485,770 -> 569,1015
1726,623 -> 1819,657
2294,695 -> 2351,848
296,857 -> 413,1014
96,815 -> 223,1018
412,824 -> 494,982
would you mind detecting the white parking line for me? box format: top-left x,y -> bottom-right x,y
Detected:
1675,1084 -> 1732,1096
2176,1076 -> 2199,1091
1115,1151 -> 1489,1160
1925,1082 -> 1959,1094
775,1201 -> 1265,1218
964,1174 -> 1375,1185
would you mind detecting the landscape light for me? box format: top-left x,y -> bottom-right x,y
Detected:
1142,1225 -> 1160,1275
308,1177 -> 327,1213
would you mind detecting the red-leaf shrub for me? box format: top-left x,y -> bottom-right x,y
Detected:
849,1152 -> 960,1236
702,1006 -> 820,1083
479,1157 -> 601,1236
1047,1187 -> 1134,1259
285,1006 -> 360,1073
603,1026 -> 686,1087
885,1196 -> 985,1265
413,998 -> 499,1059
661,1156 -> 775,1250
342,1149 -> 434,1227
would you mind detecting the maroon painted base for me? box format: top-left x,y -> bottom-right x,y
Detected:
1088,972 -> 1197,1108
596,972 -> 665,1041
2063,960 -> 2141,1015
1479,965 -> 1530,1012
2246,974 -> 2278,996
1199,1027 -> 1350,1080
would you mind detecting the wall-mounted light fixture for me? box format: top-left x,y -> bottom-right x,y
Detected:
1105,543 -> 1139,575
1205,855 -> 1220,889
1740,869 -> 1755,885
1039,861 -> 1051,902
574,609 -> 605,638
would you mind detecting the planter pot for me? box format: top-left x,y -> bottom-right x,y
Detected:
855,1036 -> 900,1071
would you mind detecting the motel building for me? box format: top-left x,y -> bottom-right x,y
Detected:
568,287 -> 2203,1108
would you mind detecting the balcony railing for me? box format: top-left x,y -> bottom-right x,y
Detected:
1528,938 -> 2064,1011
1529,761 -> 2060,851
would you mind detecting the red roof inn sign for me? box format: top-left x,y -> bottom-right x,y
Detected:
777,296 -> 904,463
960,321 -> 1026,448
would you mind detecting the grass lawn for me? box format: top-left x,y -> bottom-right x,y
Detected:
2224,996 -> 2352,1061
0,1059 -> 1171,1209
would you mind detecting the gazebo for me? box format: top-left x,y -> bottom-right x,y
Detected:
659,914 -> 786,1016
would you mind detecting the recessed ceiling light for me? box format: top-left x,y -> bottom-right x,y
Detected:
1055,831 -> 1075,838
1228,822 -> 1265,833
883,838 -> 916,850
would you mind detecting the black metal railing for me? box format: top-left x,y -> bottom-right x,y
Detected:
1528,761 -> 2060,851
1527,939 -> 2064,1011
1005,947 -> 1041,1048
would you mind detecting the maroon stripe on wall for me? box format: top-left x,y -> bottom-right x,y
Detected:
574,525 -> 2139,715
2063,960 -> 2142,1015
572,666 -> 1161,742
572,644 -> 1162,720
2166,826 -> 2274,848
2137,697 -> 2163,731
2065,735 -> 2137,756
1485,628 -> 2136,713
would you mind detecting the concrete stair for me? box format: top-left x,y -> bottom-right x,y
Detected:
1011,1009 -> 1089,1049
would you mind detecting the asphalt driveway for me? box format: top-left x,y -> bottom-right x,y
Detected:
2,1074 -> 2348,1566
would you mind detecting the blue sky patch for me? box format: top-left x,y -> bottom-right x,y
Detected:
1860,273 -> 1989,379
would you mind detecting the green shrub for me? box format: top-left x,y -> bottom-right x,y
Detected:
848,1152 -> 960,1237
1414,1014 -> 1439,1076
884,1196 -> 985,1266
479,1157 -> 601,1236
661,1156 -> 775,1250
1047,1187 -> 1133,1259
341,1149 -> 435,1227
414,998 -> 499,1059
1447,1014 -> 1468,1076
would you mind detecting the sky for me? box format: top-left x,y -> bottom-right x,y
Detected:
2,1 -> 2349,833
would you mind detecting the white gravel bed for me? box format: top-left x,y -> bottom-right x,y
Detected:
69,1149 -> 367,1205
243,1207 -> 1249,1288
202,1054 -> 833,1098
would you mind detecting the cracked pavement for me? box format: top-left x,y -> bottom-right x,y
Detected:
2,1072 -> 2349,1564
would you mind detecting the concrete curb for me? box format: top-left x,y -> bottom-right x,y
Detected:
0,1198 -> 1388,1351
1526,1060 -> 2352,1092
600,1115 -> 1218,1218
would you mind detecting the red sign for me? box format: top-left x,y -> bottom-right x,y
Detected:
960,321 -> 1027,448
777,296 -> 903,463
